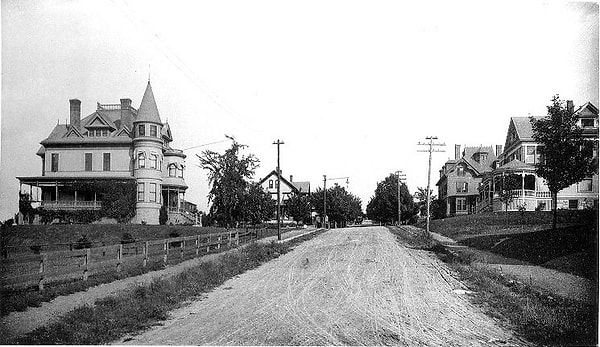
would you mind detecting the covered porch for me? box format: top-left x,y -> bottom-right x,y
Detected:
477,166 -> 552,212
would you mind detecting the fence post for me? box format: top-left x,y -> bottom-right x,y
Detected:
143,241 -> 149,267
195,235 -> 200,255
38,253 -> 47,291
83,248 -> 90,281
228,231 -> 232,247
206,235 -> 210,253
236,231 -> 239,246
163,239 -> 169,266
116,244 -> 123,272
181,238 -> 185,259
217,235 -> 221,249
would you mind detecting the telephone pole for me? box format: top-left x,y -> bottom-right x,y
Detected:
417,136 -> 445,235
395,171 -> 406,225
273,139 -> 284,240
323,175 -> 327,228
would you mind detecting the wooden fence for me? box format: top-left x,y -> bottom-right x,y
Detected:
0,229 -> 258,291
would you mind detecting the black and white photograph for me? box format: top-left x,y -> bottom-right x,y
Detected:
0,0 -> 598,345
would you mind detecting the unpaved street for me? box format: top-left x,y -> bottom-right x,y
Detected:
122,226 -> 524,346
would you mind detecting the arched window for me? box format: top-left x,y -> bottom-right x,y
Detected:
138,152 -> 146,168
168,164 -> 176,177
178,165 -> 184,178
150,154 -> 157,169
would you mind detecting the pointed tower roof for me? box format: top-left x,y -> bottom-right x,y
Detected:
135,81 -> 162,124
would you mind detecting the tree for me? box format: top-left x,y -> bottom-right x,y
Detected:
429,198 -> 446,220
286,192 -> 312,225
366,174 -> 417,224
497,173 -> 521,226
311,185 -> 362,227
198,141 -> 260,228
530,95 -> 598,229
241,183 -> 276,226
159,205 -> 168,225
414,187 -> 436,217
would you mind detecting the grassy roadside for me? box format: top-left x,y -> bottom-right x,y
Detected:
7,229 -> 325,345
387,226 -> 598,346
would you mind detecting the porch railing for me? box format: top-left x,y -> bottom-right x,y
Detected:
41,201 -> 102,210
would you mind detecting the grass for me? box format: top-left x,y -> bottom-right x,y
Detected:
460,224 -> 598,279
424,210 -> 598,239
388,226 -> 598,346
7,229 -> 325,344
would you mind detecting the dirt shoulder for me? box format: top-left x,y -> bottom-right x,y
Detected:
121,226 -> 525,346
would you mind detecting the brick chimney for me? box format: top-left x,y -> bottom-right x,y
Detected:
289,175 -> 293,182
69,99 -> 81,128
120,98 -> 133,129
455,144 -> 461,160
567,100 -> 574,114
495,145 -> 503,156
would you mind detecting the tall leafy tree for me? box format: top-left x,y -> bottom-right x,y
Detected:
311,185 -> 362,227
286,192 -> 312,225
241,183 -> 275,226
530,95 -> 598,229
414,187 -> 436,217
198,141 -> 259,228
367,174 -> 417,224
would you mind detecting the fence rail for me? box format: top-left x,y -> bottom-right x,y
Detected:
0,229 -> 259,291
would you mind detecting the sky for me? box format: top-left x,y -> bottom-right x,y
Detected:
1,0 -> 598,220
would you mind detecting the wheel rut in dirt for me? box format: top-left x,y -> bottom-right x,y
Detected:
122,226 -> 524,346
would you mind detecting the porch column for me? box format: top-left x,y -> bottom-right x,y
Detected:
74,190 -> 78,203
521,172 -> 525,206
55,181 -> 58,202
94,192 -> 97,209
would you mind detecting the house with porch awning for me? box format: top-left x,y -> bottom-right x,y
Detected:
477,101 -> 599,212
17,81 -> 196,225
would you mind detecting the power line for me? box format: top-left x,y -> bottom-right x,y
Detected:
111,0 -> 264,138
417,136 -> 445,236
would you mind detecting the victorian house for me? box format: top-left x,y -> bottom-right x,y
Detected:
436,145 -> 499,216
477,101 -> 599,212
258,170 -> 311,218
17,81 -> 194,225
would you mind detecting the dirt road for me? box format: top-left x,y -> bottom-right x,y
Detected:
122,226 -> 525,346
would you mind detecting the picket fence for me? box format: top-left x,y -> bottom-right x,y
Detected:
0,229 -> 258,291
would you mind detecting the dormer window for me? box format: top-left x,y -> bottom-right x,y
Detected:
479,153 -> 487,162
456,166 -> 465,176
88,129 -> 109,137
168,164 -> 176,177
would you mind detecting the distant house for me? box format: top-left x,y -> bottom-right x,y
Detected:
477,101 -> 599,212
258,170 -> 310,217
436,145 -> 498,216
17,81 -> 195,225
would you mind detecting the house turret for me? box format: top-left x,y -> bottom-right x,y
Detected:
132,81 -> 164,224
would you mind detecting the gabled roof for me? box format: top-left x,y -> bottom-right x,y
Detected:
461,146 -> 497,174
291,181 -> 311,193
83,112 -> 115,130
135,81 -> 162,124
573,102 -> 599,117
258,170 -> 301,194
63,125 -> 84,138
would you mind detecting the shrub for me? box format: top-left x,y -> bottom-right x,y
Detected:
120,233 -> 136,244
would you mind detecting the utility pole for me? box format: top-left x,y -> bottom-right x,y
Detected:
395,171 -> 406,226
323,175 -> 327,228
273,139 -> 284,240
417,136 -> 445,236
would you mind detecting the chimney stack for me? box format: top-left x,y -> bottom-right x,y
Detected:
567,100 -> 574,114
120,98 -> 133,129
455,144 -> 461,160
495,145 -> 503,157
289,175 -> 293,182
69,99 -> 81,128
